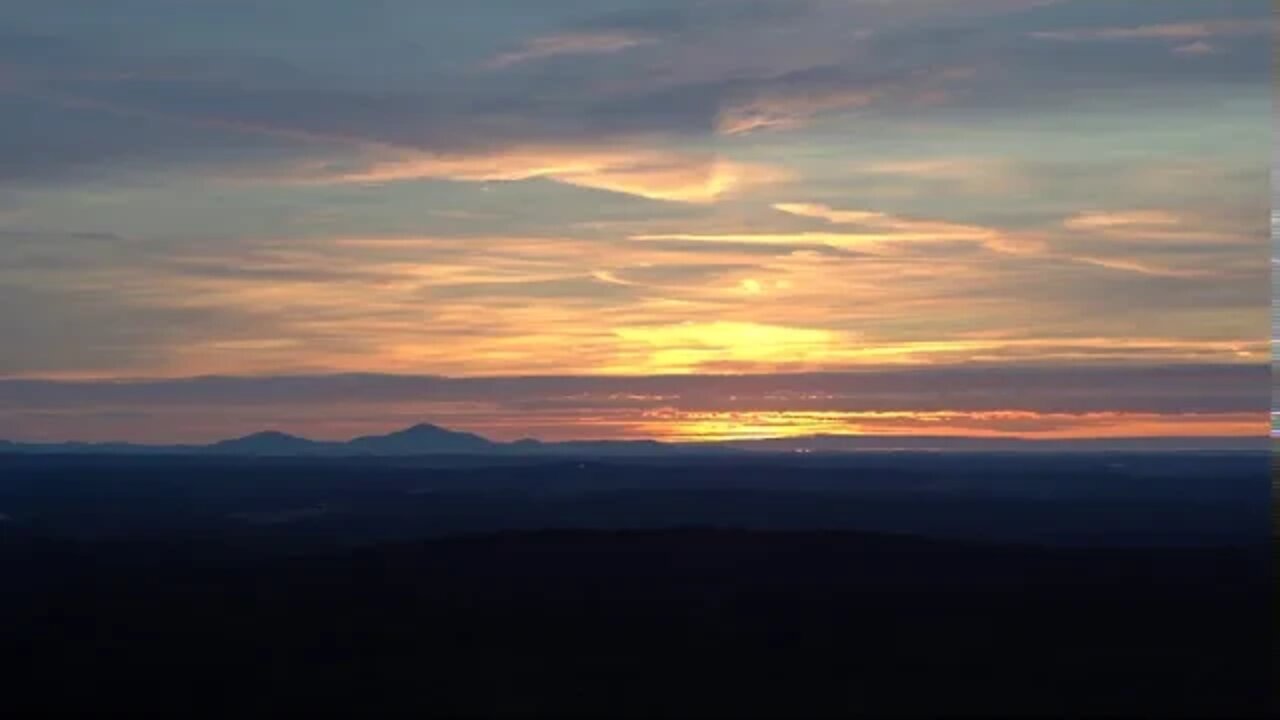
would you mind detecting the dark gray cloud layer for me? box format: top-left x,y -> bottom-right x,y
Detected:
0,0 -> 1268,185
0,364 -> 1265,415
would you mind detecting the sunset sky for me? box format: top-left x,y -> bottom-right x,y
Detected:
0,0 -> 1270,443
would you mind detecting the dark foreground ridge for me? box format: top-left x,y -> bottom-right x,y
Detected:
2,454 -> 1272,717
3,525 -> 1272,718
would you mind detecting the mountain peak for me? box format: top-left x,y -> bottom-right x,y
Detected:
348,423 -> 494,454
241,430 -> 305,441
208,430 -> 320,455
399,423 -> 450,435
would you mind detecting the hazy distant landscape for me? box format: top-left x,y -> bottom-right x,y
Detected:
3,450 -> 1273,716
0,450 -> 1269,547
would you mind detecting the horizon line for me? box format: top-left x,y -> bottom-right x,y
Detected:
1,420 -> 1268,451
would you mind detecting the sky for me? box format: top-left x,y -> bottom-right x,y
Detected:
0,0 -> 1271,444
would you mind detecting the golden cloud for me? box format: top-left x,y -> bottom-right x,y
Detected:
611,321 -> 846,373
631,202 -> 1040,254
643,409 -> 1264,443
774,202 -> 1039,250
1064,210 -> 1182,230
1069,256 -> 1215,278
312,147 -> 788,203
1063,210 -> 1251,245
67,208 -> 1262,381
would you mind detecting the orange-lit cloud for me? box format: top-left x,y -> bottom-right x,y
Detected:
772,202 -> 1043,253
1068,257 -> 1208,278
310,147 -> 787,203
1063,210 -> 1251,244
602,322 -> 1264,375
632,231 -> 917,250
34,213 -> 1250,382
642,410 -> 1264,443
1064,210 -> 1181,230
610,322 -> 844,373
633,202 -> 1044,255
6,204 -> 1259,386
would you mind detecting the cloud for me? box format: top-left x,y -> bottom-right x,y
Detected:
712,63 -> 980,136
630,231 -> 943,251
768,202 -> 1042,253
611,321 -> 846,372
862,157 -> 1001,179
7,218 -> 1260,381
597,263 -> 761,288
1027,16 -> 1269,58
0,0 -> 1263,192
633,198 -> 1251,282
0,364 -> 1264,443
856,157 -> 1021,193
605,319 -> 1265,374
0,0 -> 1266,394
1068,256 -> 1214,279
1064,210 -> 1181,230
717,88 -> 876,135
486,31 -> 659,69
0,281 -> 249,376
2,364 -> 1263,413
1062,210 -> 1252,245
1173,41 -> 1216,56
1030,19 -> 1267,42
302,147 -> 789,203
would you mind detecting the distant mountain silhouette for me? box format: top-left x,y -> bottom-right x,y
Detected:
347,423 -> 495,455
208,431 -> 330,456
0,423 -> 1266,457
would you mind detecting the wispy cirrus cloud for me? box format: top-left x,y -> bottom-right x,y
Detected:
855,157 -> 1021,194
717,88 -> 876,135
1030,19 -> 1267,42
1028,17 -> 1269,57
485,30 -> 659,69
769,202 -> 1043,254
713,65 -> 979,136
298,146 -> 789,203
1062,210 -> 1253,245
1172,41 -> 1217,56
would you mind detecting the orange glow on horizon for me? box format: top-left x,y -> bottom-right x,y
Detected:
639,410 -> 1266,443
